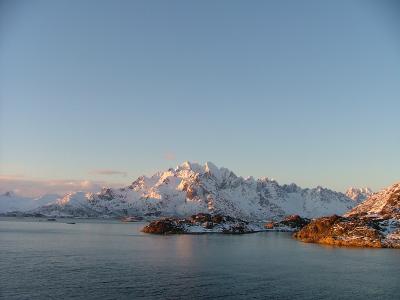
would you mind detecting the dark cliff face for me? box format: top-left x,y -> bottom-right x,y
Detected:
293,215 -> 400,248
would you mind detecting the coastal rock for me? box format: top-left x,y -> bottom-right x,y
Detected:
294,183 -> 400,248
279,215 -> 311,229
264,215 -> 310,231
293,215 -> 400,248
142,213 -> 258,234
265,222 -> 275,229
141,218 -> 186,234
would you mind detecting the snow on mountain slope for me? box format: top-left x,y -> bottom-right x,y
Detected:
345,182 -> 400,219
0,192 -> 59,213
345,187 -> 373,202
34,161 -> 359,220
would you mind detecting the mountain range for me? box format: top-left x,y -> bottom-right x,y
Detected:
0,161 -> 373,220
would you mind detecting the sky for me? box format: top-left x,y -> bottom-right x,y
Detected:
1,0 -> 400,196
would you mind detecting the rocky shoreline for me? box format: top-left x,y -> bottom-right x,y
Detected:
142,212 -> 400,249
293,183 -> 400,249
293,215 -> 400,248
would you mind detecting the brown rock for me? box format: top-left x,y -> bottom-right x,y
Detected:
280,215 -> 311,229
293,215 -> 385,248
190,213 -> 212,223
142,218 -> 184,234
265,222 -> 275,229
265,215 -> 310,231
211,215 -> 224,224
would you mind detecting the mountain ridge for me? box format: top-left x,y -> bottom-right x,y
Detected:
345,182 -> 400,219
21,161 -> 362,220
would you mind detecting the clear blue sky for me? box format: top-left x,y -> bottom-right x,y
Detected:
1,0 -> 399,193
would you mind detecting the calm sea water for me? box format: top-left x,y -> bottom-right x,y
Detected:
0,218 -> 399,300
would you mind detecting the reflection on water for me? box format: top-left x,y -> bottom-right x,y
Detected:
175,235 -> 196,261
0,218 -> 399,300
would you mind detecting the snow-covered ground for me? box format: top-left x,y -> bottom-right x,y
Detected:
0,192 -> 59,213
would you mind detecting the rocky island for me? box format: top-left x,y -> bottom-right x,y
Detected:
142,213 -> 311,234
142,213 -> 262,234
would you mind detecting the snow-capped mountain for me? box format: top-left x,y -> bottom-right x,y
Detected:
345,182 -> 400,219
345,187 -> 373,202
0,191 -> 59,213
34,161 -> 359,220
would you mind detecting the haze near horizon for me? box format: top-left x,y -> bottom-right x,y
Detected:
1,0 -> 400,196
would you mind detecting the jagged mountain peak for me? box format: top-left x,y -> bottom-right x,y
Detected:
175,161 -> 232,178
177,161 -> 204,173
259,177 -> 276,182
345,182 -> 400,219
345,187 -> 373,202
56,191 -> 90,206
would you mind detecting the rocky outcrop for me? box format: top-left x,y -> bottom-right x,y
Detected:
142,213 -> 261,234
293,215 -> 400,248
265,215 -> 311,231
293,183 -> 400,249
279,214 -> 311,229
141,218 -> 186,234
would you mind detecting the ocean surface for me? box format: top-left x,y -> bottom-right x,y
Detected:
1,218 -> 399,300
